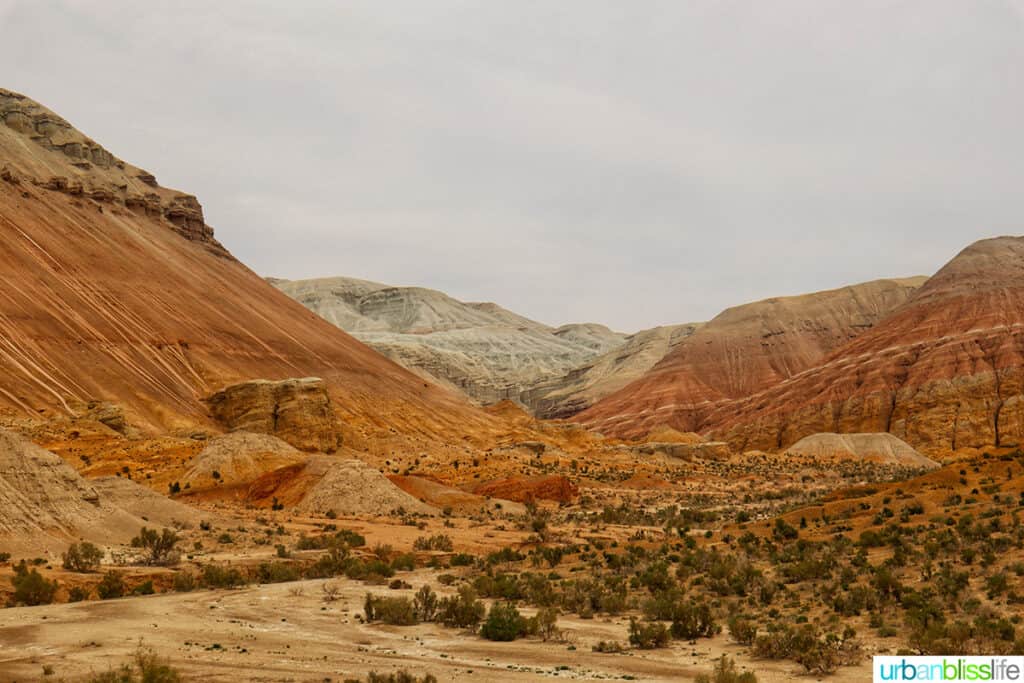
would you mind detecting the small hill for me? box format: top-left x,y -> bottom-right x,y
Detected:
784,433 -> 940,468
181,432 -> 306,493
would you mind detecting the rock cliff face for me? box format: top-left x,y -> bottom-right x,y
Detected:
705,236 -> 1024,456
576,278 -> 926,438
204,378 -> 342,452
271,276 -> 627,406
0,89 -> 486,440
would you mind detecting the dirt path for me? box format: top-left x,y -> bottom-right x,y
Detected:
0,573 -> 871,682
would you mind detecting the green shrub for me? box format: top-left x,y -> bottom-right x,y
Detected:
364,594 -> 417,625
628,617 -> 670,649
62,542 -> 104,572
86,647 -> 181,682
96,571 -> 127,600
696,656 -> 758,683
480,602 -> 526,641
438,586 -> 486,629
10,563 -> 58,606
413,534 -> 454,552
130,527 -> 180,566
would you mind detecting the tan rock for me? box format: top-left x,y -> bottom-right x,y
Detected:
204,378 -> 342,453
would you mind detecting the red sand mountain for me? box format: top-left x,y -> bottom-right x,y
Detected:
704,236 -> 1024,455
0,88 -> 485,438
575,277 -> 925,439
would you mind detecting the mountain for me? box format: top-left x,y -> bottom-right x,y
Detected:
271,276 -> 627,404
522,322 -> 703,418
0,88 -> 484,439
574,277 -> 927,438
702,236 -> 1024,455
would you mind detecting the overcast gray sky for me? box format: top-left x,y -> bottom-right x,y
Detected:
3,1 -> 1023,331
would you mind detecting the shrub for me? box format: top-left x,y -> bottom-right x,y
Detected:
480,602 -> 527,641
86,647 -> 181,682
364,594 -> 417,625
413,534 -> 454,552
628,618 -> 670,649
343,673 -> 438,683
201,564 -> 247,589
10,563 -> 58,606
728,615 -> 758,646
68,586 -> 90,602
438,586 -> 486,630
172,572 -> 197,592
62,542 -> 104,572
96,571 -> 127,600
131,527 -> 180,566
414,585 -> 439,622
696,656 -> 758,683
132,580 -> 155,596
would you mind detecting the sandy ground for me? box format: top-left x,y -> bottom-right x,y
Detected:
0,571 -> 871,683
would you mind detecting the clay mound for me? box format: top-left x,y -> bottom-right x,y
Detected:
0,429 -> 105,536
644,426 -> 705,445
784,433 -> 940,468
0,429 -> 178,552
90,476 -> 206,527
470,474 -> 579,504
483,400 -> 534,424
575,277 -> 926,438
0,88 -> 489,443
181,432 -> 306,492
388,475 -> 526,515
248,456 -> 435,516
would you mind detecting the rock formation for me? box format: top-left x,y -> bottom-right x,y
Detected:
204,379 -> 342,452
575,277 -> 926,439
0,89 -> 486,442
523,323 -> 703,418
270,276 -> 627,406
469,474 -> 579,504
705,236 -> 1024,456
783,433 -> 939,468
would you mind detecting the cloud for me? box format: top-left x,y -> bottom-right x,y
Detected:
3,0 -> 1023,330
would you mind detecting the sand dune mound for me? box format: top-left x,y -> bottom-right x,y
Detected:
785,433 -> 939,468
181,432 -> 306,491
388,475 -> 526,515
248,456 -> 435,516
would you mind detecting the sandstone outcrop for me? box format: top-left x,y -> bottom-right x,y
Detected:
271,276 -> 627,406
705,236 -> 1024,456
387,475 -> 526,515
204,378 -> 342,453
0,89 -> 487,443
784,433 -> 939,468
575,277 -> 927,438
470,474 -> 579,504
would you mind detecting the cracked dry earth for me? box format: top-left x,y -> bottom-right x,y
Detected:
0,572 -> 870,683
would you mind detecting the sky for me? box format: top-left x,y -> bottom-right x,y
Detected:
2,1 -> 1023,331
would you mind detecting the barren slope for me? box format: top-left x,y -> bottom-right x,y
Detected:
575,277 -> 926,438
272,276 -> 627,405
0,88 -> 487,439
706,236 -> 1024,455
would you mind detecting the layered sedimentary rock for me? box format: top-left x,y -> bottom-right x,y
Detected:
469,474 -> 579,503
575,277 -> 926,438
523,323 -> 703,418
705,236 -> 1024,456
271,276 -> 627,405
0,88 -> 485,441
204,378 -> 342,452
181,431 -> 306,491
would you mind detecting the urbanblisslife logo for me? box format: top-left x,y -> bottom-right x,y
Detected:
874,657 -> 1024,682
